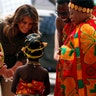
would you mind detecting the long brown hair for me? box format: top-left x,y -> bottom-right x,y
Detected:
4,4 -> 39,40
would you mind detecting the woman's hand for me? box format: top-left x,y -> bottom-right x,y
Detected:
3,68 -> 14,78
0,65 -> 7,76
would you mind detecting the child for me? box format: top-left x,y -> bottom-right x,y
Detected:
11,33 -> 50,96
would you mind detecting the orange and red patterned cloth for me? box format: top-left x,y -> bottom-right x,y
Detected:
16,79 -> 45,95
54,18 -> 96,96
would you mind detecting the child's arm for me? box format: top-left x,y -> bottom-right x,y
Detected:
11,68 -> 20,94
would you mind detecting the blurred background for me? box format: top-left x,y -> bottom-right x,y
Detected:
0,0 -> 57,96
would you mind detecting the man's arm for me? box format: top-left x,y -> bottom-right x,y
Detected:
54,17 -> 65,61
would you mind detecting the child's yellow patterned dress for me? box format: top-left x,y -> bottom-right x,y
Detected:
16,79 -> 45,95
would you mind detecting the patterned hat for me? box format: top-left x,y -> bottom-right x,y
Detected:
68,0 -> 94,13
22,33 -> 47,60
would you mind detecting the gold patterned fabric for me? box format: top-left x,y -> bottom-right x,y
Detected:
16,79 -> 45,95
55,18 -> 96,96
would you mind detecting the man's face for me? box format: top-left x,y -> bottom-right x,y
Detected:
56,3 -> 70,22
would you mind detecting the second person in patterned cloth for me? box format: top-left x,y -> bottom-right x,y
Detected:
59,0 -> 96,95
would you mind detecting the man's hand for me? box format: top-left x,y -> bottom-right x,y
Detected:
54,51 -> 60,61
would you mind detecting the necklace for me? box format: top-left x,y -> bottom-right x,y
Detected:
84,14 -> 94,22
28,61 -> 41,68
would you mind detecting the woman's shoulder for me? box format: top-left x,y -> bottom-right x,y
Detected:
0,19 -> 5,35
0,19 -> 3,24
0,19 -> 6,29
0,18 -> 5,24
